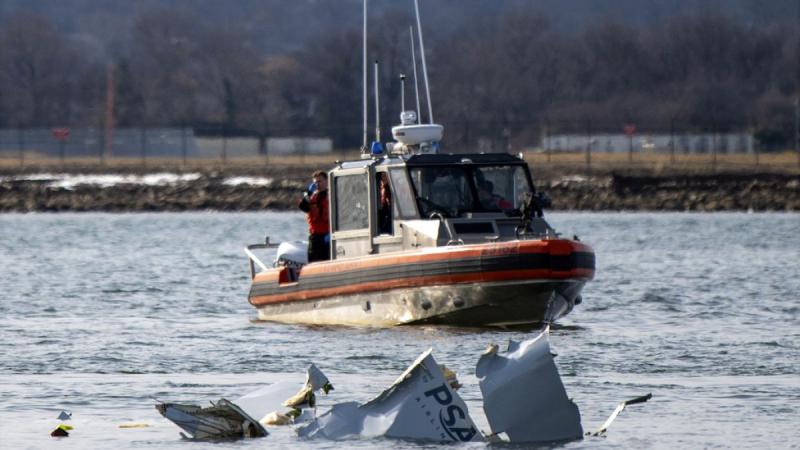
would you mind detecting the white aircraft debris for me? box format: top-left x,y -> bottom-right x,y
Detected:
475,327 -> 584,443
155,399 -> 267,440
590,393 -> 653,436
155,332 -> 651,444
156,364 -> 333,439
297,349 -> 480,442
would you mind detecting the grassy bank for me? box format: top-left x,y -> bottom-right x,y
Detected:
2,151 -> 800,177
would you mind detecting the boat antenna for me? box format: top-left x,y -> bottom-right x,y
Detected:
409,26 -> 421,123
413,0 -> 434,124
374,60 -> 381,142
400,74 -> 406,112
361,0 -> 368,152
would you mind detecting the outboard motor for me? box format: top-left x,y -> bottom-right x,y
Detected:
275,241 -> 309,268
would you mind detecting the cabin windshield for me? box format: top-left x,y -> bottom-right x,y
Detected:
408,164 -> 532,217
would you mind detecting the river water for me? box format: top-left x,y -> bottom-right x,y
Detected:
1,212 -> 798,449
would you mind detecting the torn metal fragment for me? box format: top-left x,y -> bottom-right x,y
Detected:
236,363 -> 332,422
475,327 -> 583,443
262,411 -> 294,426
233,381 -> 301,424
157,364 -> 333,439
155,399 -> 267,439
297,349 -> 480,443
439,364 -> 462,390
590,393 -> 652,436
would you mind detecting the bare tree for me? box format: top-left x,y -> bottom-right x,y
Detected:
0,12 -> 91,126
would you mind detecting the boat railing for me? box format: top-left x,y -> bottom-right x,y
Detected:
245,236 -> 280,279
428,212 -> 465,246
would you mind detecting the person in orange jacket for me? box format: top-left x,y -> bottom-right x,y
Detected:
298,170 -> 330,263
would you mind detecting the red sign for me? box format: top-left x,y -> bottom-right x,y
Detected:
623,124 -> 636,137
51,128 -> 70,141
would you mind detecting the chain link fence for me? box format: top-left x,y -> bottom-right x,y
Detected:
1,124 -> 798,172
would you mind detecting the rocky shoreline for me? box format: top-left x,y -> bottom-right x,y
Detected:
0,169 -> 798,212
544,172 -> 800,211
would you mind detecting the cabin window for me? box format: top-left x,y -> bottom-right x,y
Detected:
472,165 -> 530,210
409,166 -> 474,217
408,163 -> 533,216
334,174 -> 369,231
389,169 -> 417,219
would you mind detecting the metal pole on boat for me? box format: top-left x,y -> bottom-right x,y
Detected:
400,74 -> 406,112
362,0 -> 368,151
410,26 -> 421,123
413,0 -> 434,124
374,60 -> 381,142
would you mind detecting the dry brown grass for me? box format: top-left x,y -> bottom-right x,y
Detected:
0,151 -> 362,174
523,151 -> 800,176
1,150 -> 799,176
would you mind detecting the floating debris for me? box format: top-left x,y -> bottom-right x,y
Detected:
156,399 -> 267,439
156,364 -> 333,439
590,393 -> 653,436
476,327 -> 583,443
56,410 -> 72,421
155,331 -> 650,444
297,349 -> 480,442
50,424 -> 72,437
118,422 -> 151,429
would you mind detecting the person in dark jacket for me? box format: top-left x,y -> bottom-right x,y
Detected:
298,170 -> 330,262
377,172 -> 393,234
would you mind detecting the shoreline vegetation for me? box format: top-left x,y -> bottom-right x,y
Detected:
1,153 -> 799,212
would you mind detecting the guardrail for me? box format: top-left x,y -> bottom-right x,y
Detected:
244,236 -> 280,279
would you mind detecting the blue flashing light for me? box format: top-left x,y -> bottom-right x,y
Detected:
370,141 -> 384,155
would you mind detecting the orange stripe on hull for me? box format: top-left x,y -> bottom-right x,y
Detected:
252,239 -> 593,285
250,267 -> 594,306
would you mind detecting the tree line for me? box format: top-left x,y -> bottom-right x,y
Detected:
0,4 -> 797,151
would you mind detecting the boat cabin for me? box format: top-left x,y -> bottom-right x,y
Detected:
328,152 -> 554,260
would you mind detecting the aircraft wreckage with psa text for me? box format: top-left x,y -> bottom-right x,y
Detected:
156,327 -> 651,443
243,0 -> 595,328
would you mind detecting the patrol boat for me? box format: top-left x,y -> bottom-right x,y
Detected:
243,0 -> 594,327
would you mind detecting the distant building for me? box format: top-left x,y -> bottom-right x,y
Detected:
266,137 -> 333,155
542,133 -> 755,154
0,128 -> 333,159
0,128 -> 197,158
194,136 -> 333,158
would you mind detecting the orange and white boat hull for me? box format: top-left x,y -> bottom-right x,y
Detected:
248,239 -> 594,327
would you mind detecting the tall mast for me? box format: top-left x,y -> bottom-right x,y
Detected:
400,74 -> 406,112
374,60 -> 381,142
413,0 -> 434,124
409,26 -> 422,122
362,0 -> 368,150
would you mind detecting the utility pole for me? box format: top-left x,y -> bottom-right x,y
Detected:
104,64 -> 115,165
18,127 -> 24,167
796,0 -> 800,168
544,120 -> 551,163
669,118 -> 676,165
795,95 -> 799,167
585,120 -> 592,172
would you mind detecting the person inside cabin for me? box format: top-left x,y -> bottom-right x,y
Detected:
298,170 -> 330,263
377,172 -> 393,234
478,181 -> 513,211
